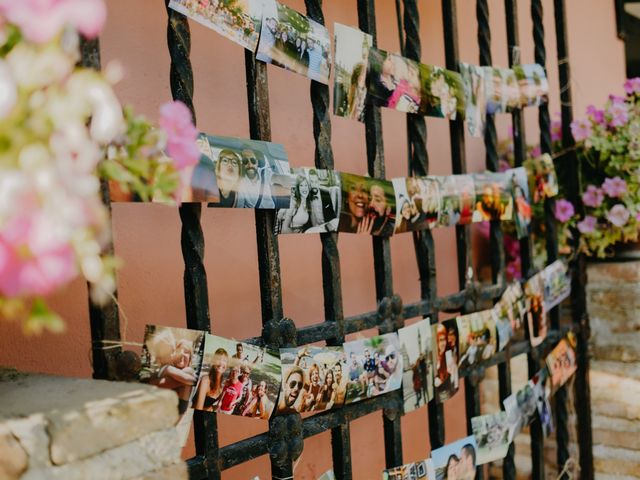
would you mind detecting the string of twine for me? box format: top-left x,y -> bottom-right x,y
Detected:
92,290 -> 143,353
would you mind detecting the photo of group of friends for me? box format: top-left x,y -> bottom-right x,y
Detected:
338,173 -> 396,236
546,332 -> 577,393
257,0 -> 331,84
471,172 -> 514,222
541,260 -> 572,311
457,311 -> 497,370
393,177 -> 441,233
432,436 -> 478,480
278,346 -> 347,414
524,153 -> 559,203
432,320 -> 460,403
383,459 -> 435,480
398,319 -> 435,413
470,412 -> 510,465
275,168 -> 341,234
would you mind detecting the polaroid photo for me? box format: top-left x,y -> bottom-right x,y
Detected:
168,0 -> 263,52
431,435 -> 478,480
275,168 -> 341,234
438,175 -> 476,227
471,411 -> 510,465
484,67 -> 505,115
501,68 -> 521,112
398,318 -> 435,413
530,368 -> 554,437
192,334 -> 281,420
546,332 -> 577,393
505,167 -> 532,239
140,325 -> 205,414
499,282 -> 527,343
513,64 -> 549,108
524,153 -> 559,202
457,310 -> 497,369
418,64 -> 466,121
366,48 -> 421,114
333,23 -> 372,122
383,459 -> 436,480
338,173 -> 396,236
432,320 -> 460,404
198,134 -> 292,209
471,172 -> 514,222
342,333 -> 403,405
524,272 -> 548,347
393,177 -> 441,233
492,306 -> 514,352
504,380 -> 538,442
459,62 -> 487,137
257,0 -> 331,85
277,345 -> 347,415
541,260 -> 571,311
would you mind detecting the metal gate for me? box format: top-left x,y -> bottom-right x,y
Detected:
84,0 -> 595,478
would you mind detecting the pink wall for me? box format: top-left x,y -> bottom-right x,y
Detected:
0,0 -> 625,478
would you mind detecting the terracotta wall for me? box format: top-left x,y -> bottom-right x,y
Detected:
0,0 -> 625,478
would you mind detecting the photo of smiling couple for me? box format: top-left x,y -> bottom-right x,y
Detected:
338,172 -> 396,236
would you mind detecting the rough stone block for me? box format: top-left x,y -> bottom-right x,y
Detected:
0,424 -> 28,480
133,462 -> 188,480
593,444 -> 640,477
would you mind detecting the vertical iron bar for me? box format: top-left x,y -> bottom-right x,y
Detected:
554,1 -> 594,477
358,0 -> 403,469
165,4 -> 219,479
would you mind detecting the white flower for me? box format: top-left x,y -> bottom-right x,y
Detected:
7,43 -> 74,90
0,60 -> 17,118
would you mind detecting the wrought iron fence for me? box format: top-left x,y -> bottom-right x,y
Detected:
84,0 -> 594,478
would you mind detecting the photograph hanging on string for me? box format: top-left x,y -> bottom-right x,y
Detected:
275,168 -> 341,234
531,368 -> 554,437
342,333 -> 403,404
484,67 -> 519,114
541,260 -> 572,310
418,64 -> 466,120
338,173 -> 396,236
167,0 -> 264,52
383,459 -> 435,480
504,379 -> 538,442
192,334 -> 281,419
366,48 -> 422,114
256,0 -> 331,84
432,320 -> 460,404
506,166 -> 532,239
398,318 -> 434,413
524,272 -> 547,347
333,23 -> 372,122
459,62 -> 486,137
471,172 -> 514,222
546,332 -> 577,393
277,345 -> 347,415
431,435 -> 478,480
438,175 -> 475,227
524,153 -> 559,202
456,310 -> 497,369
140,325 -> 206,414
471,411 -> 510,465
392,176 -> 441,233
513,63 -> 549,107
198,134 -> 292,209
501,281 -> 527,343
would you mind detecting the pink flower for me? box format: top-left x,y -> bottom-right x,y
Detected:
601,176 -> 627,198
586,105 -> 605,124
159,101 -> 199,170
570,118 -> 591,141
0,213 -> 77,298
609,94 -> 626,105
606,204 -> 630,227
0,0 -> 106,44
506,258 -> 522,281
551,119 -> 562,142
530,145 -> 542,158
624,78 -> 640,95
607,101 -> 629,128
577,216 -> 597,234
581,185 -> 604,207
554,199 -> 575,223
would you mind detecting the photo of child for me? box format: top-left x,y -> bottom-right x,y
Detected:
256,0 -> 331,85
471,173 -> 514,222
432,320 -> 460,404
431,436 -> 478,480
338,173 -> 396,236
367,48 -> 422,114
398,319 -> 434,413
277,345 -> 347,415
456,310 -> 497,369
418,64 -> 466,121
393,176 -> 441,233
192,334 -> 281,420
438,175 -> 476,227
343,333 -> 403,405
333,23 -> 372,122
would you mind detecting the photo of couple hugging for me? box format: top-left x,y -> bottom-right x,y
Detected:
433,321 -> 460,403
343,333 -> 403,404
277,346 -> 347,415
393,177 -> 441,233
276,168 -> 341,234
338,173 -> 396,236
432,437 -> 478,480
192,335 -> 281,420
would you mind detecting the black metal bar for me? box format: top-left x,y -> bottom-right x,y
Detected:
553,1 -> 594,478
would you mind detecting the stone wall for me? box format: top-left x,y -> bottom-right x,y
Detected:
0,369 -> 187,480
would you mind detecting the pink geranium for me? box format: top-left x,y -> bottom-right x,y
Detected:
554,199 -> 575,223
0,0 -> 106,44
606,204 -> 630,227
577,216 -> 597,234
624,78 -> 640,95
582,185 -> 604,207
607,101 -> 629,128
570,118 -> 592,141
586,105 -> 605,124
0,213 -> 77,298
602,176 -> 627,198
551,118 -> 562,142
159,101 -> 199,170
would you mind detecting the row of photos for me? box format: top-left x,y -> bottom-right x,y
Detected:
168,0 -> 549,137
139,261 -> 573,477
111,132 -> 559,241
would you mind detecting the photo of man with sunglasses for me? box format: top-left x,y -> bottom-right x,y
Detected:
237,148 -> 275,208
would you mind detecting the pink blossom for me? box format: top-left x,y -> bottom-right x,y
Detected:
159,101 -> 199,170
607,101 -> 629,128
581,185 -> 604,207
606,204 -> 630,227
570,118 -> 592,141
586,105 -> 605,124
0,0 -> 106,44
577,216 -> 597,234
609,94 -> 626,105
601,176 -> 627,198
551,119 -> 562,143
624,78 -> 640,95
0,213 -> 77,298
506,258 -> 522,281
554,199 -> 575,223
530,145 -> 542,158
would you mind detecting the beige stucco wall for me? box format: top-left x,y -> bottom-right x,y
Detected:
0,0 -> 625,478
